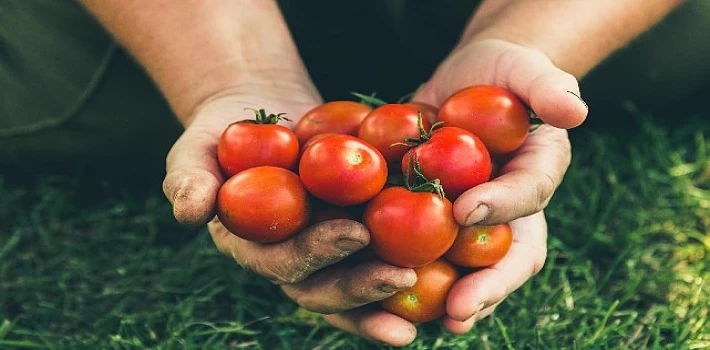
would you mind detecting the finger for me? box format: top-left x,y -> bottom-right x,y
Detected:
323,307 -> 417,347
413,41 -> 588,129
441,300 -> 501,334
281,260 -> 417,314
454,125 -> 570,226
163,121 -> 224,226
507,50 -> 587,129
209,218 -> 370,284
446,212 -> 547,321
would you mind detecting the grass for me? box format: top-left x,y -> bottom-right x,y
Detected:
0,107 -> 708,349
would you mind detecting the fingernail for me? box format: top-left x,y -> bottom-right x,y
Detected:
463,302 -> 487,322
465,204 -> 490,226
335,238 -> 366,252
378,284 -> 402,293
567,91 -> 588,109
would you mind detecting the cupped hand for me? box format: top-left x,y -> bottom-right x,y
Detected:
161,84 -> 419,347
411,38 -> 580,330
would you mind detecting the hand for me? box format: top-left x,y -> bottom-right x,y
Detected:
161,83 -> 418,346
410,39 -> 580,331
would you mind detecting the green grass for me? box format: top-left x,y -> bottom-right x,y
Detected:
1,108 -> 708,349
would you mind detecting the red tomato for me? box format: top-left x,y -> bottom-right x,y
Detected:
402,126 -> 492,201
216,166 -> 309,243
309,204 -> 362,225
381,259 -> 459,323
363,186 -> 458,268
357,104 -> 432,164
445,223 -> 513,268
217,109 -> 299,177
439,85 -> 530,156
294,101 -> 372,145
404,101 -> 439,124
299,134 -> 387,206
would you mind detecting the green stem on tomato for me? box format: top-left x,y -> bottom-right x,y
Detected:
244,107 -> 291,124
403,153 -> 446,199
351,91 -> 388,108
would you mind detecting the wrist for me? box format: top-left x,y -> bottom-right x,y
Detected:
177,62 -> 319,127
457,0 -> 684,79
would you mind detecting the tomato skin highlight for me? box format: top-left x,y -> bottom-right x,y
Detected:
216,166 -> 309,243
439,85 -> 530,156
363,186 -> 458,268
445,223 -> 513,268
357,104 -> 432,164
381,259 -> 459,323
217,121 -> 299,177
299,134 -> 388,206
294,101 -> 372,145
402,126 -> 492,201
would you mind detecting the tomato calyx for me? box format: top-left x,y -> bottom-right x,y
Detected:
242,108 -> 291,125
404,153 -> 446,199
351,92 -> 388,108
391,113 -> 445,149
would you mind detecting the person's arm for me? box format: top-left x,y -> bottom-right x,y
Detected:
463,0 -> 684,78
78,0 -> 316,125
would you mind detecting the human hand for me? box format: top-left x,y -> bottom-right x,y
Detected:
162,83 -> 420,346
410,39 -> 580,332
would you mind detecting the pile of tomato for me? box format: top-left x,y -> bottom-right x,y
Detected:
215,85 -> 531,324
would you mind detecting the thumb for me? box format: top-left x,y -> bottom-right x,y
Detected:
412,40 -> 588,129
163,113 -> 227,226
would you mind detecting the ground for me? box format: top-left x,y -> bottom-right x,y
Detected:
0,104 -> 708,349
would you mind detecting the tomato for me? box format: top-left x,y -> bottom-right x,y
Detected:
439,85 -> 530,156
309,198 -> 363,225
445,223 -> 513,268
216,166 -> 309,243
217,109 -> 299,177
299,134 -> 387,206
381,259 -> 459,323
402,126 -> 492,201
404,101 -> 439,124
363,186 -> 458,268
357,104 -> 432,164
294,101 -> 372,145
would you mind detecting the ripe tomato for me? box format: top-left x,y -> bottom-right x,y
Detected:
445,223 -> 513,268
439,85 -> 530,156
363,186 -> 458,268
404,101 -> 439,124
308,197 -> 363,225
294,101 -> 372,145
216,166 -> 309,243
357,104 -> 432,164
217,109 -> 299,177
402,126 -> 492,201
299,134 -> 387,206
381,259 -> 459,323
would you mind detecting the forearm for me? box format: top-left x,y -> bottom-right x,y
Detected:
78,0 -> 309,125
462,0 -> 684,78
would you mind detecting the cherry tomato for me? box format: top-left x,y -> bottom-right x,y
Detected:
216,166 -> 309,243
404,101 -> 439,124
299,134 -> 387,206
402,126 -> 492,201
294,101 -> 372,145
445,223 -> 513,268
217,109 -> 299,177
363,186 -> 458,268
357,104 -> 432,164
439,85 -> 530,156
381,259 -> 459,323
309,205 -> 362,225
